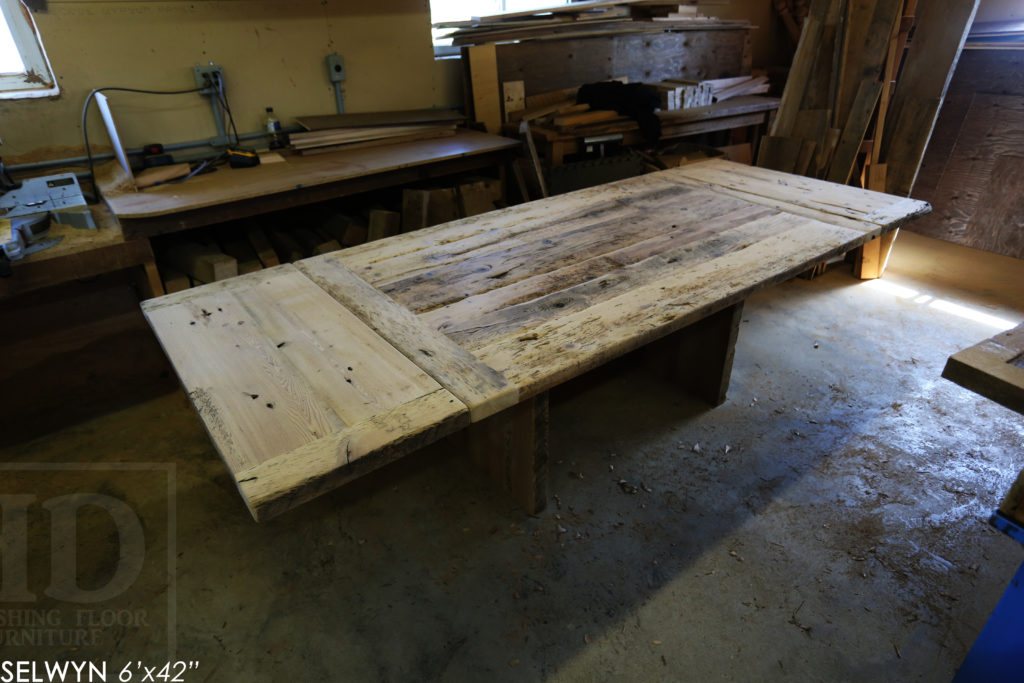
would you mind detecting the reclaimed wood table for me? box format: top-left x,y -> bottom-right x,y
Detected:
142,159 -> 929,521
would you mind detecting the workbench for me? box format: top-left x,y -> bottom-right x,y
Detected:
529,96 -> 780,165
99,130 -> 521,238
0,205 -> 160,300
142,159 -> 928,521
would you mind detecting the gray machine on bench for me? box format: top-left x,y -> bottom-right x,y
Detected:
0,136 -> 96,276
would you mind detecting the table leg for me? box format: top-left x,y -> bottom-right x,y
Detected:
456,392 -> 549,514
855,229 -> 899,279
135,258 -> 165,300
647,301 -> 744,407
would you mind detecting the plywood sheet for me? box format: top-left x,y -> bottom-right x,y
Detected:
907,94 -> 1024,259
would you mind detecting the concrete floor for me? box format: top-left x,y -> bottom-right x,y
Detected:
3,231 -> 1023,681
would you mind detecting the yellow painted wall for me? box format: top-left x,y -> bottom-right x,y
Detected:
2,0 -> 777,164
2,0 -> 456,162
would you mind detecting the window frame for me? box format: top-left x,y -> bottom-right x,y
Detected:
0,0 -> 59,99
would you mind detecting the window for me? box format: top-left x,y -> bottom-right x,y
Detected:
0,0 -> 58,98
431,0 -> 570,52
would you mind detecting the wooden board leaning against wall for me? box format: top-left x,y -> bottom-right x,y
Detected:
756,0 -> 979,279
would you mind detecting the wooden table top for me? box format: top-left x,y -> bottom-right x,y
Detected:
98,130 -> 520,219
143,160 -> 929,520
943,323 -> 1024,415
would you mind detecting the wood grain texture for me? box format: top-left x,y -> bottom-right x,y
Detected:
826,79 -> 882,184
454,392 -> 548,514
143,159 -> 929,519
295,255 -> 518,421
341,160 -> 928,399
908,95 -> 1024,259
912,50 -> 1024,203
881,0 -> 979,196
644,301 -> 744,406
943,322 -> 1024,419
671,159 -> 930,231
237,390 -> 467,521
98,131 -> 519,219
494,30 -> 750,96
142,265 -> 466,519
468,44 -> 501,134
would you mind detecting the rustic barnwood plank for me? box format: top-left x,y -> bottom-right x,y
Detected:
881,0 -> 979,195
426,210 -> 788,350
471,218 -> 868,398
826,79 -> 882,184
142,265 -> 460,514
770,13 -> 825,138
494,30 -> 750,96
671,159 -> 929,231
943,322 -> 1024,417
644,301 -> 744,406
454,392 -> 549,514
295,255 -> 518,422
467,44 -> 502,134
237,390 -> 468,521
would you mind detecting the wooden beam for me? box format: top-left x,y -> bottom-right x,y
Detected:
467,44 -> 502,134
881,0 -> 979,195
644,302 -> 744,406
161,242 -> 237,283
455,393 -> 549,515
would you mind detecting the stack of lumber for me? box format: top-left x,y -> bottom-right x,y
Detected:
437,0 -> 744,46
652,74 -> 769,110
652,80 -> 713,110
518,100 -> 638,138
290,109 -> 464,155
152,174 -> 504,292
708,74 -> 770,101
757,0 -> 978,197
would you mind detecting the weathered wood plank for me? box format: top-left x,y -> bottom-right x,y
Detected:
295,255 -> 518,421
826,79 -> 882,184
943,322 -> 1024,416
141,159 -> 931,520
494,30 -> 751,96
881,0 -> 979,195
472,218 -> 869,397
142,264 -> 457,496
375,187 -> 749,313
454,392 -> 549,514
644,301 -> 744,406
237,389 -> 469,521
670,159 -> 929,231
427,210 -> 789,350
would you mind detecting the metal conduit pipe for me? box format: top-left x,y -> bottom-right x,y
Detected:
6,126 -> 304,174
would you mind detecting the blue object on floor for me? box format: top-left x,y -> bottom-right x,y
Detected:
953,513 -> 1024,682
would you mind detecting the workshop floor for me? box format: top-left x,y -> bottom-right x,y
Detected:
3,232 -> 1023,681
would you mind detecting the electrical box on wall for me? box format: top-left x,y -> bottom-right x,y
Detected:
193,63 -> 224,92
326,53 -> 345,83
